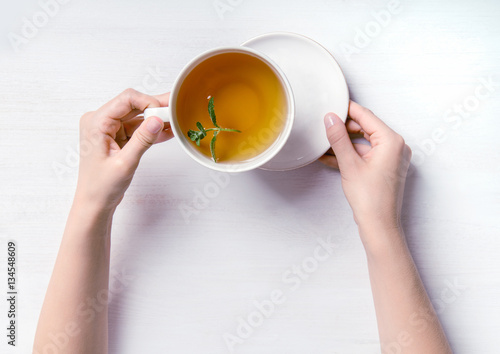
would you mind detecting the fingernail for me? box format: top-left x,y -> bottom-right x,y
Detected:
324,113 -> 337,129
146,117 -> 163,134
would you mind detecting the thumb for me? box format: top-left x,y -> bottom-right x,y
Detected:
120,116 -> 164,165
324,113 -> 359,169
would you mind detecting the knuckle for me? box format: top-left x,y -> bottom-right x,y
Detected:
122,88 -> 138,98
134,131 -> 153,148
118,88 -> 139,106
328,130 -> 348,146
405,144 -> 413,160
80,111 -> 95,125
79,112 -> 97,138
113,156 -> 132,174
392,134 -> 405,147
98,119 -> 115,134
360,106 -> 375,118
326,130 -> 339,145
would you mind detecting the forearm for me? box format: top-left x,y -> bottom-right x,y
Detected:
361,225 -> 452,354
34,199 -> 113,354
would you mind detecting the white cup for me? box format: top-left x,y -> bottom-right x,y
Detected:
144,46 -> 295,173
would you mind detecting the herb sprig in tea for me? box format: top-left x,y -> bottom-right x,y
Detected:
187,97 -> 241,162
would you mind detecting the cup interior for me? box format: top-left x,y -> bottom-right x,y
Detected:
169,47 -> 294,173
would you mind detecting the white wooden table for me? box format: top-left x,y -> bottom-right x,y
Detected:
1,0 -> 499,353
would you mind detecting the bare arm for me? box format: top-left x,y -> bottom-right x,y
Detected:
321,101 -> 452,353
33,201 -> 113,354
33,89 -> 173,354
362,226 -> 450,353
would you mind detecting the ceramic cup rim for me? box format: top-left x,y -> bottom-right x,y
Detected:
167,46 -> 295,173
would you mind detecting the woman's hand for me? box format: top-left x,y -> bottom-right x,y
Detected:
34,89 -> 174,354
321,101 -> 412,240
75,89 -> 173,212
322,102 -> 452,354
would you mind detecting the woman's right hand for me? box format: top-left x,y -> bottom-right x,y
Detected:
321,101 -> 412,245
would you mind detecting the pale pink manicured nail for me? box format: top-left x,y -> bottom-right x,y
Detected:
324,113 -> 337,129
146,117 -> 163,134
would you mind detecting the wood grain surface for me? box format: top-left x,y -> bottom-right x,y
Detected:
1,0 -> 499,353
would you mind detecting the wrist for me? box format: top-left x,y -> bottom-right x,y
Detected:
71,193 -> 116,226
357,222 -> 408,260
73,186 -> 120,215
61,196 -> 114,245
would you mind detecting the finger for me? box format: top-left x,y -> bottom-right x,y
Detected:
345,120 -> 371,142
116,97 -> 167,122
348,100 -> 393,136
120,109 -> 144,123
353,143 -> 371,157
318,154 -> 339,169
155,126 -> 174,144
120,116 -> 164,165
346,118 -> 362,134
322,142 -> 370,159
98,88 -> 162,121
123,118 -> 171,139
324,112 -> 360,170
116,119 -> 170,149
115,123 -> 128,148
153,92 -> 170,107
123,117 -> 146,136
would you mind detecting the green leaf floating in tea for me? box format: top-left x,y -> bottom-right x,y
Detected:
208,97 -> 219,128
186,97 -> 241,162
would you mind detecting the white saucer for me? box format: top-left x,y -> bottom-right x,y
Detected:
242,32 -> 349,171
